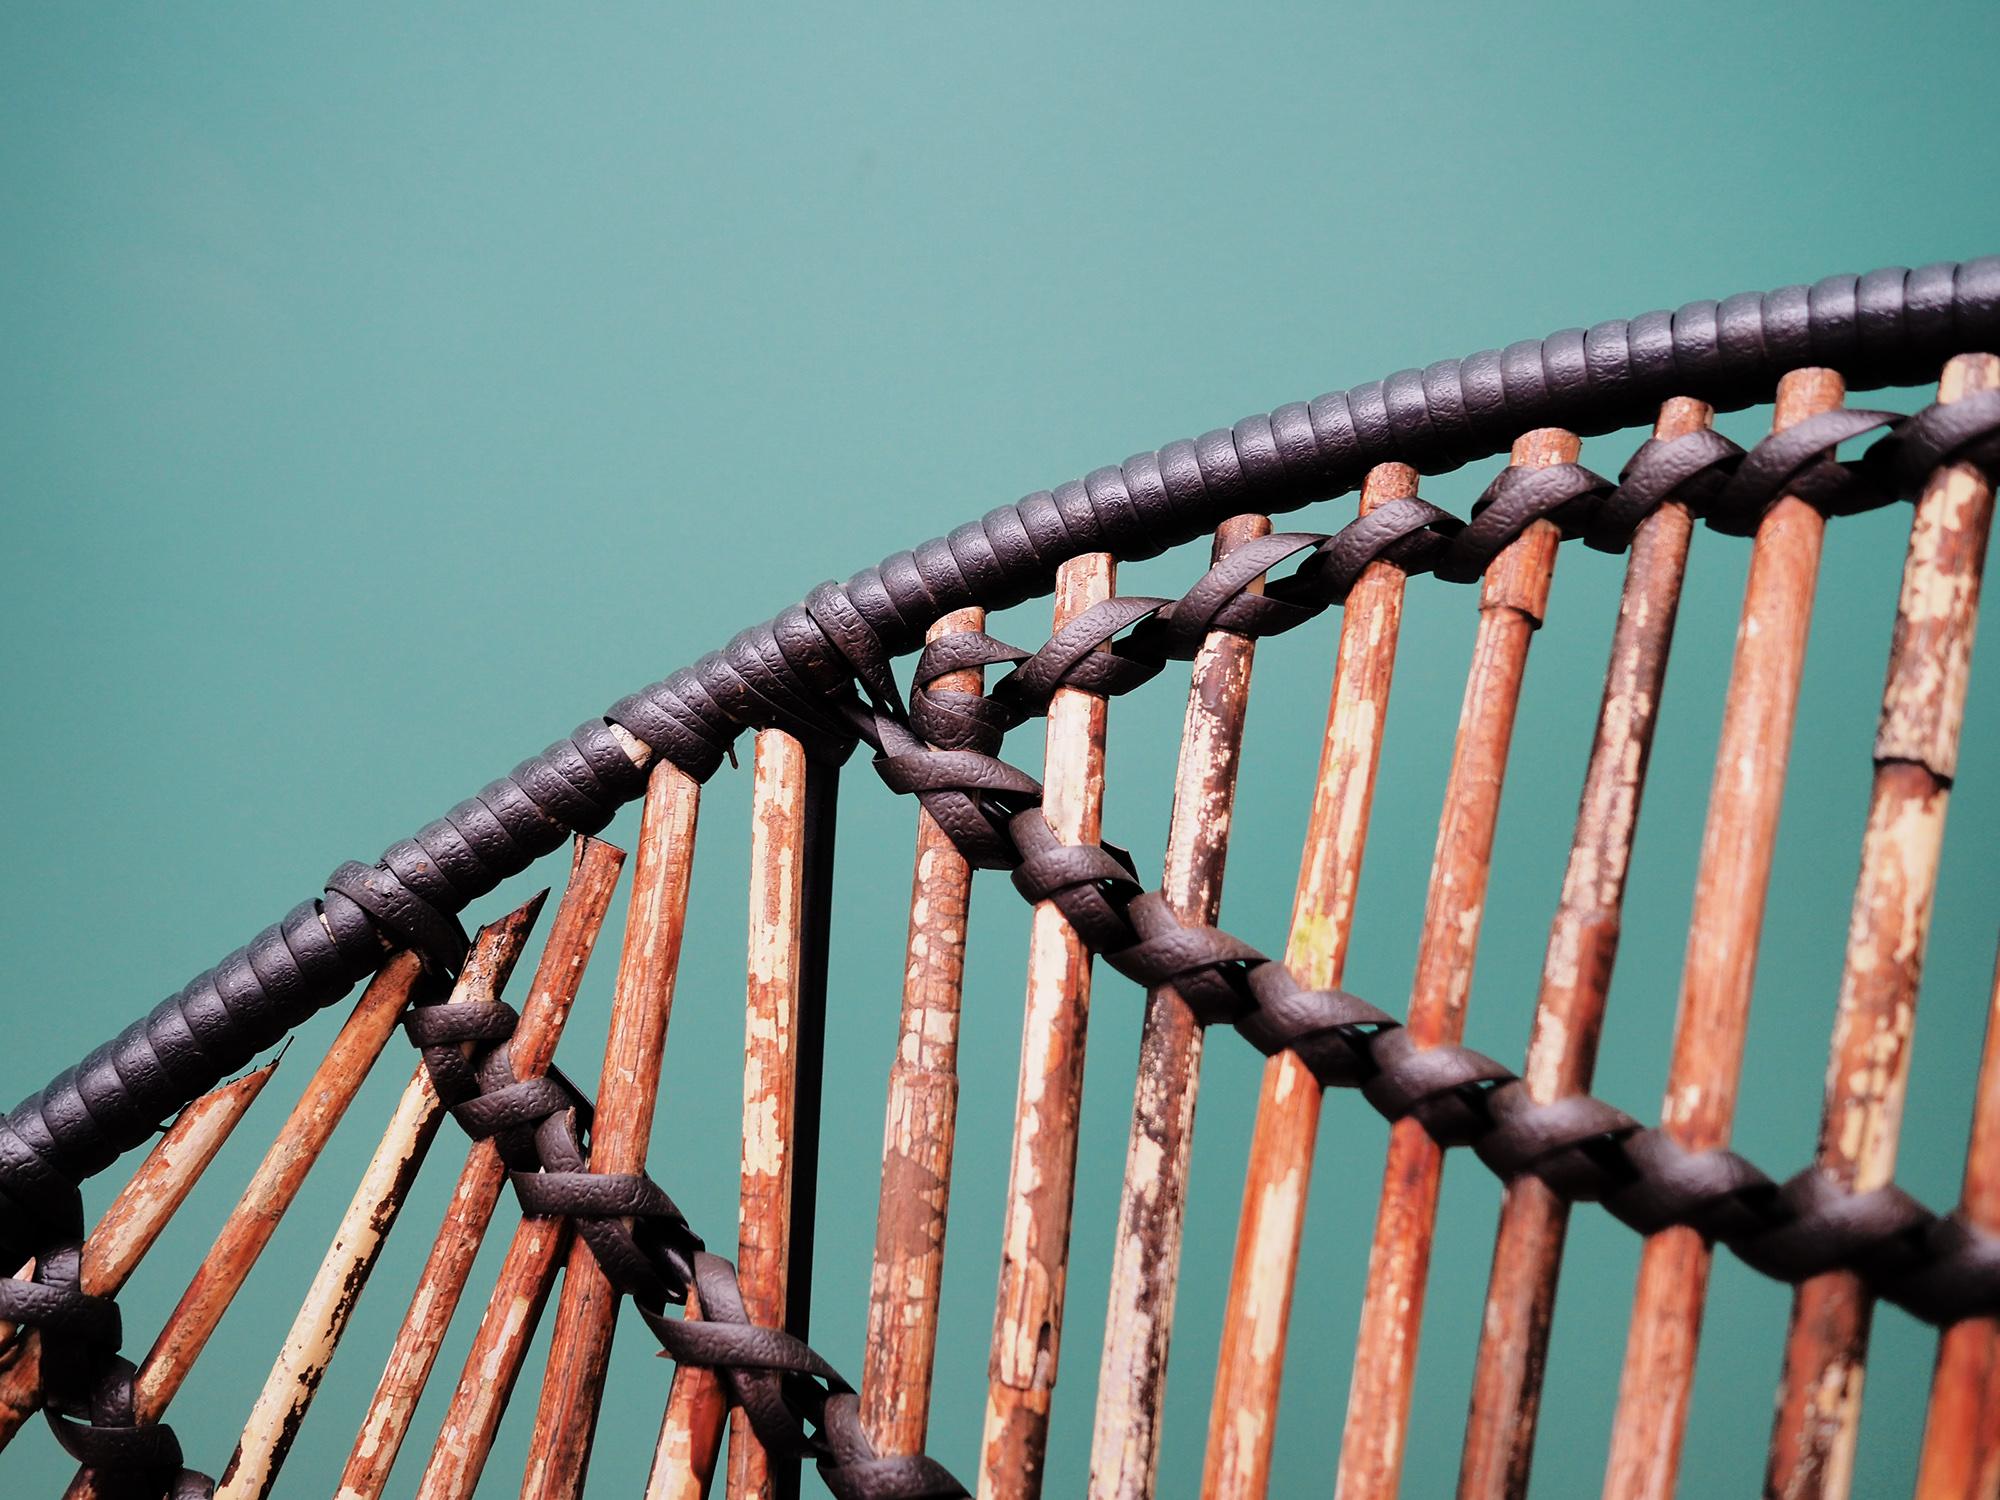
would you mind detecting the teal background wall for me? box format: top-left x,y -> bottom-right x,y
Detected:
5,4 -> 1999,1495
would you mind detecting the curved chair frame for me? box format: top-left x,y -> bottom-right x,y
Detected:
3,258 -> 1998,1500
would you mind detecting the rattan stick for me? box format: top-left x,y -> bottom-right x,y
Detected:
729,727 -> 813,1500
1916,941 -> 2000,1499
1336,428 -> 1574,1500
1602,367 -> 1847,1500
645,1287 -> 728,1500
1203,464 -> 1417,1500
1768,353 -> 2000,1500
215,894 -> 545,1500
0,1058 -> 279,1448
1457,399 -> 1710,1500
63,950 -> 426,1500
520,759 -> 703,1500
335,834 -> 627,1500
860,607 -> 986,1457
1090,515 -> 1271,1500
979,550 -> 1116,1500
414,1213 -> 572,1500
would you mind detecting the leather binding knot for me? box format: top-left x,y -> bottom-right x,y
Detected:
906,629 -> 1029,754
645,1254 -> 968,1500
1149,531 -> 1332,651
990,595 -> 1174,717
1587,427 -> 1745,551
1435,462 -> 1614,583
1705,407 -> 1901,534
1288,496 -> 1461,602
1858,386 -> 2000,499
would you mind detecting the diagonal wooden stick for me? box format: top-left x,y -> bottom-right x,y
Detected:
860,606 -> 986,1457
336,834 -> 626,1500
980,550 -> 1116,1500
0,1057 -> 280,1447
64,948 -> 427,1500
1090,515 -> 1269,1500
215,891 -> 547,1500
1336,429 -> 1575,1500
1768,352 -> 1999,1500
1916,940 -> 2000,1499
645,1286 -> 728,1500
1602,368 -> 1847,1500
1203,464 -> 1416,1500
1457,398 -> 1710,1500
519,758 -> 702,1500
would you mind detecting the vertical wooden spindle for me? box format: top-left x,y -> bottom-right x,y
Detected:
337,834 -> 627,1500
519,759 -> 702,1500
1091,514 -> 1271,1500
980,550 -> 1115,1500
0,1059 -> 279,1447
1916,942 -> 2000,1500
1602,368 -> 1847,1500
219,894 -> 546,1500
862,607 -> 987,1456
1203,463 -> 1417,1500
1457,398 -> 1710,1500
1768,352 -> 1999,1500
1335,429 -> 1574,1500
64,952 -> 425,1499
729,727 -> 813,1500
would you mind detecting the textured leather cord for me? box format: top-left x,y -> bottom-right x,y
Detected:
7,261 -> 2000,1498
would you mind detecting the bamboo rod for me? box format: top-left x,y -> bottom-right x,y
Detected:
779,746 -> 838,1500
1602,367 -> 1847,1500
1335,430 -> 1573,1500
1457,398 -> 1711,1500
979,550 -> 1116,1500
0,1059 -> 279,1448
63,950 -> 425,1500
1916,941 -> 2000,1500
860,606 -> 986,1457
519,759 -> 702,1500
1091,514 -> 1271,1500
415,1214 -> 572,1500
729,727 -> 812,1500
645,1288 -> 728,1500
336,834 -> 627,1500
216,893 -> 546,1500
1203,464 -> 1417,1500
1768,353 -> 2000,1500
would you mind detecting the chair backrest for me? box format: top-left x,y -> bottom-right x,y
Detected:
3,258 -> 1998,1500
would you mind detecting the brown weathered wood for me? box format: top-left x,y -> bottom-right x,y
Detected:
646,1288 -> 728,1500
0,1059 -> 279,1448
520,758 -> 703,1500
1916,942 -> 2000,1500
1091,514 -> 1270,1500
336,834 -> 627,1500
1768,353 -> 2000,1500
860,606 -> 988,1456
980,550 -> 1115,1500
63,951 -> 425,1500
1602,367 -> 1847,1500
1457,398 -> 1710,1500
216,893 -> 546,1500
729,727 -> 812,1500
1203,464 -> 1416,1500
415,1213 -> 572,1500
1335,430 -> 1573,1500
